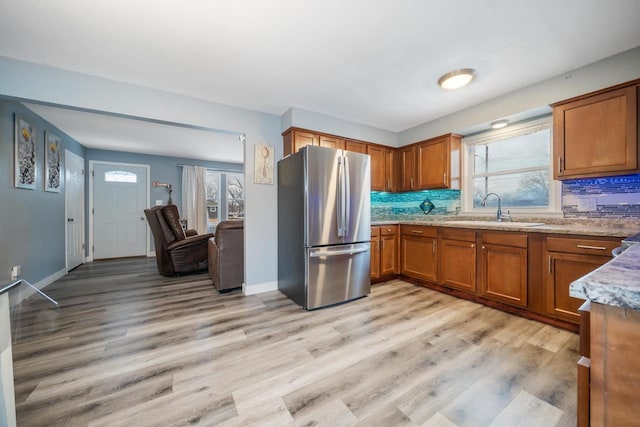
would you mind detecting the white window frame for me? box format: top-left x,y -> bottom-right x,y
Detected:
461,116 -> 562,218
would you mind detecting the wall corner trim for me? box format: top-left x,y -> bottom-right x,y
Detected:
243,280 -> 278,296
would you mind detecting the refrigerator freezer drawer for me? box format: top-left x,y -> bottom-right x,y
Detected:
306,243 -> 371,309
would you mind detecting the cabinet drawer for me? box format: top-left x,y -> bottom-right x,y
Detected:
371,226 -> 380,238
380,225 -> 397,236
439,227 -> 476,242
400,225 -> 437,238
481,232 -> 527,248
546,237 -> 619,255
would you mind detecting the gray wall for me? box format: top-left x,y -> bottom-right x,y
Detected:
0,98 -> 85,284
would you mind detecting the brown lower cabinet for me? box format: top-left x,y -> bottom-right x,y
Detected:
371,225 -> 397,280
543,236 -> 618,322
478,232 -> 528,307
438,228 -> 476,292
400,225 -> 437,282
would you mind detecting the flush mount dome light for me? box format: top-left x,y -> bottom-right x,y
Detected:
490,119 -> 509,129
437,68 -> 476,90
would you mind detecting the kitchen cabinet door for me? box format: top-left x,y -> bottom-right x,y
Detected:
479,243 -> 528,307
553,84 -> 638,179
399,146 -> 416,191
384,148 -> 395,192
319,135 -> 345,150
380,232 -> 397,276
544,252 -> 608,323
439,231 -> 476,293
370,227 -> 380,279
400,225 -> 437,281
283,129 -> 319,156
345,140 -> 366,153
368,145 -> 386,191
417,137 -> 448,189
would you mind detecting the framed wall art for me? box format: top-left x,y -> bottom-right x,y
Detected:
14,115 -> 37,190
254,144 -> 274,185
45,131 -> 62,193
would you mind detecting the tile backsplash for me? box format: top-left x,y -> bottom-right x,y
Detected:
371,190 -> 460,217
372,174 -> 640,220
562,174 -> 640,218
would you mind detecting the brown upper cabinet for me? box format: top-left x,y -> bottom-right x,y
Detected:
345,140 -> 366,153
399,145 -> 417,191
319,135 -> 345,150
368,145 -> 395,192
399,134 -> 461,191
283,129 -> 319,155
553,81 -> 639,180
416,134 -> 462,190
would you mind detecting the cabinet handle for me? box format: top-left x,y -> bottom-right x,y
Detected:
443,172 -> 447,186
482,245 -> 485,250
410,178 -> 414,189
577,245 -> 607,251
432,240 -> 436,254
386,178 -> 390,190
548,255 -> 552,274
411,230 -> 423,234
471,244 -> 475,248
558,157 -> 563,174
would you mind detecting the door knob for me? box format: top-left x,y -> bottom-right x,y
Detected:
140,217 -> 145,220
67,218 -> 74,223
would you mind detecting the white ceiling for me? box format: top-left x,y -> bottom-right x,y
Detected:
22,103 -> 245,164
2,0 -> 640,155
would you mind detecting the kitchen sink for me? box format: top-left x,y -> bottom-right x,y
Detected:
442,220 -> 546,228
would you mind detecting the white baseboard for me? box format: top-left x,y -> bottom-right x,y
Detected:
10,268 -> 66,306
148,251 -> 156,258
242,280 -> 278,296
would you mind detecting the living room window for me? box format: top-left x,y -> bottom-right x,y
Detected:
205,170 -> 244,230
462,117 -> 561,216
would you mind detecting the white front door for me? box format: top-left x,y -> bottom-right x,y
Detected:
93,162 -> 148,259
65,150 -> 85,271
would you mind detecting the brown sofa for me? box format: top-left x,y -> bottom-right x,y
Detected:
208,220 -> 244,291
144,205 -> 213,276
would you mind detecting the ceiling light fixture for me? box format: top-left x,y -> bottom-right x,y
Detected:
437,68 -> 476,90
490,119 -> 509,129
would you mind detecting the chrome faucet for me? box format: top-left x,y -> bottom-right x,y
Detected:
481,192 -> 509,222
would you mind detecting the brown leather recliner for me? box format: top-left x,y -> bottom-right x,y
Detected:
144,205 -> 213,276
208,220 -> 244,291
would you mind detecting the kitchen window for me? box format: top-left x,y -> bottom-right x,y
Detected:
205,170 -> 244,231
462,117 -> 561,216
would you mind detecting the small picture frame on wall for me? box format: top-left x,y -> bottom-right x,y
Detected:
254,144 -> 274,185
14,115 -> 37,190
45,131 -> 62,193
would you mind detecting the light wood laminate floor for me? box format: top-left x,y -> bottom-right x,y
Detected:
10,258 -> 578,426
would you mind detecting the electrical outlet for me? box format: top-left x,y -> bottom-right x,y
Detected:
156,200 -> 163,206
11,265 -> 20,280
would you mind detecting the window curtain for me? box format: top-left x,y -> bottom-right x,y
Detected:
181,165 -> 208,235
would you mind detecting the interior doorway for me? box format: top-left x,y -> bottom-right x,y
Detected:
90,161 -> 150,260
65,150 -> 85,271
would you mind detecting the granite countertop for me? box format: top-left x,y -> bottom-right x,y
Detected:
371,216 -> 640,238
570,245 -> 640,310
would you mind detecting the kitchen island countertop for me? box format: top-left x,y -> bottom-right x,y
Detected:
569,244 -> 640,311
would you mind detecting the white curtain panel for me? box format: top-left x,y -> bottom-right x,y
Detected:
181,165 -> 209,235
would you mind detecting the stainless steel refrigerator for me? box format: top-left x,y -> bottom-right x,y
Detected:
278,145 -> 371,310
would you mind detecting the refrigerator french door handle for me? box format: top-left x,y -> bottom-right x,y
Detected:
343,155 -> 351,237
336,156 -> 344,236
309,246 -> 369,257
